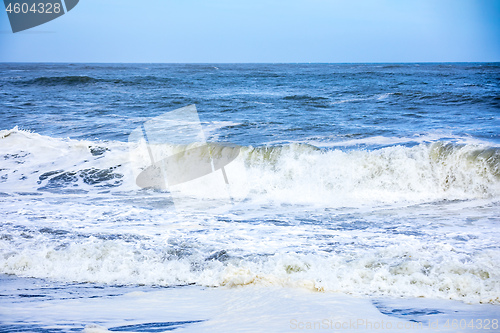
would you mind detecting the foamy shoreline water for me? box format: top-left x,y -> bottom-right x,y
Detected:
1,128 -> 499,305
1,274 -> 498,333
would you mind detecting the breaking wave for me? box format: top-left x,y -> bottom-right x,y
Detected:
1,228 -> 498,304
1,128 -> 499,304
0,127 -> 498,204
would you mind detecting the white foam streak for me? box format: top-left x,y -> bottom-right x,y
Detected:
1,236 -> 498,303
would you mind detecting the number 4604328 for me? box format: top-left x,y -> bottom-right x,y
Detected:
5,2 -> 62,14
443,319 -> 498,330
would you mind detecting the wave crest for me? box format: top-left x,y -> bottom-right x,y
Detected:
1,127 -> 498,204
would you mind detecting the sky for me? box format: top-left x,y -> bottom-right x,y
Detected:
0,0 -> 499,63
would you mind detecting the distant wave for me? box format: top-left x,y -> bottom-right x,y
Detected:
283,94 -> 329,102
14,75 -> 174,87
27,75 -> 97,85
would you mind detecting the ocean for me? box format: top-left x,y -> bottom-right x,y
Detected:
0,63 -> 499,332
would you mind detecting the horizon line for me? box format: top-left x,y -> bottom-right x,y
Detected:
1,61 -> 499,65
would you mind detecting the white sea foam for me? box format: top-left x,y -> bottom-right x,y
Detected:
1,127 -> 499,304
1,219 -> 498,303
308,132 -> 500,149
1,127 -> 498,205
1,273 -> 498,332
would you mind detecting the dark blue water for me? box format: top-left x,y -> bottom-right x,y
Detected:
1,63 -> 498,146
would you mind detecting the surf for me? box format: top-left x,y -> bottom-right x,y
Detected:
1,127 -> 499,206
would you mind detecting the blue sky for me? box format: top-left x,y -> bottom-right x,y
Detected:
0,0 -> 499,63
